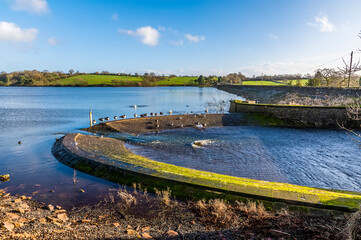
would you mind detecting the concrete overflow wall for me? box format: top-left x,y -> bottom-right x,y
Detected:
52,132 -> 361,214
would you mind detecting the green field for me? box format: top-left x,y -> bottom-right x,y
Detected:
49,74 -> 309,87
50,75 -> 197,86
49,75 -> 143,86
277,79 -> 309,86
156,77 -> 197,86
240,79 -> 309,86
241,80 -> 285,86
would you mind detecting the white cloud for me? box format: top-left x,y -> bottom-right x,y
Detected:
12,0 -> 50,14
112,13 -> 118,20
185,33 -> 205,43
268,33 -> 278,40
118,26 -> 160,46
158,26 -> 166,31
308,15 -> 335,32
47,37 -> 58,45
0,21 -> 38,42
170,40 -> 184,46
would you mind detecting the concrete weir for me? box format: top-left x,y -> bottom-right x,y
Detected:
52,114 -> 361,214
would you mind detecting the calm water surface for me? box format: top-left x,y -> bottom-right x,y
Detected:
0,87 -> 236,208
0,87 -> 360,209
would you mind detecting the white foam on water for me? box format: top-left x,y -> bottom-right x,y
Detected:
191,139 -> 215,148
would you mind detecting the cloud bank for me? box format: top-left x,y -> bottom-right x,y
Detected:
0,21 -> 38,42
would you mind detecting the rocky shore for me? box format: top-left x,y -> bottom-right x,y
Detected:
0,188 -> 351,239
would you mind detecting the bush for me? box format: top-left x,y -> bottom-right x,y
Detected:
307,78 -> 321,86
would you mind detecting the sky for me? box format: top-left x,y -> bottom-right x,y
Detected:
1,0 -> 361,76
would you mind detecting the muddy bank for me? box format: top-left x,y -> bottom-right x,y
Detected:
84,113 -> 244,135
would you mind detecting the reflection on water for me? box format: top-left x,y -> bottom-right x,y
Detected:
0,87 -> 236,208
128,126 -> 361,192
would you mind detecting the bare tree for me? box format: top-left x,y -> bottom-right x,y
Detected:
338,51 -> 361,87
318,68 -> 342,87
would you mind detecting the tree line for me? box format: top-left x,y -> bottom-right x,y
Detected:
0,70 -> 79,86
0,69 -> 359,87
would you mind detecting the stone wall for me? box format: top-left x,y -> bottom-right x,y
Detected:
217,85 -> 361,103
230,101 -> 360,128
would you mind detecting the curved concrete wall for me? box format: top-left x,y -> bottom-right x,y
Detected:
52,132 -> 361,213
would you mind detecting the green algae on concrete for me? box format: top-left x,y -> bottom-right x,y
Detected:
54,133 -> 361,212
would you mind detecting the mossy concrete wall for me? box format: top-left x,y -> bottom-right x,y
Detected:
53,133 -> 361,214
230,100 -> 360,128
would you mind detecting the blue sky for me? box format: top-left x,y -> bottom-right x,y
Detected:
1,0 -> 361,76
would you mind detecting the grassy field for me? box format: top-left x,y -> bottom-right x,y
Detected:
49,75 -> 143,86
156,77 -> 197,86
240,79 -> 309,86
278,79 -> 309,86
49,74 -> 309,87
50,75 -> 198,86
241,80 -> 285,86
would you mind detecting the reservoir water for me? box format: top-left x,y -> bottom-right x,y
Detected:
0,87 -> 236,208
0,87 -> 360,209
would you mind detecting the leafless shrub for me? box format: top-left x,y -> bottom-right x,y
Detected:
116,187 -> 138,209
339,101 -> 361,147
192,199 -> 239,228
236,201 -> 269,218
346,102 -> 361,121
154,187 -> 172,206
346,210 -> 361,240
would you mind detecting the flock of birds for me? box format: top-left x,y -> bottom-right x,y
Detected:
96,109 -> 173,124
93,105 -> 209,128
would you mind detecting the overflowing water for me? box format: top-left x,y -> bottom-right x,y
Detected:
128,126 -> 361,192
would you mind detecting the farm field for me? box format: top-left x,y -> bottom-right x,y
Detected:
240,79 -> 309,86
50,75 -> 309,87
156,76 -> 197,86
49,75 -> 143,86
50,75 -> 198,86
